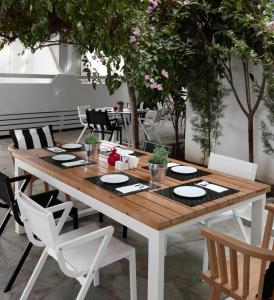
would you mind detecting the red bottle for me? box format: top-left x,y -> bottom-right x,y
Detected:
107,148 -> 120,166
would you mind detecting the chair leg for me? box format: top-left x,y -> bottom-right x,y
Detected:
94,271 -> 99,287
76,124 -> 88,144
71,209 -> 79,230
20,249 -> 48,300
233,209 -> 249,243
123,226 -> 128,239
44,182 -> 49,192
209,287 -> 221,300
0,208 -> 11,236
128,250 -> 137,300
99,213 -> 104,223
119,128 -> 122,144
76,269 -> 96,300
4,242 -> 33,292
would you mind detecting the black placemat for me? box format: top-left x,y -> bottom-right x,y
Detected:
86,172 -> 159,196
154,180 -> 238,207
143,165 -> 211,181
40,155 -> 95,169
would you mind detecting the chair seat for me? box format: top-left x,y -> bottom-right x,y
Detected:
49,224 -> 134,273
203,255 -> 262,300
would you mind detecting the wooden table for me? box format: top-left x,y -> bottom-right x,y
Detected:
12,142 -> 270,300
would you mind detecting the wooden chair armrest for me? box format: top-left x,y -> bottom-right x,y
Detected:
265,203 -> 274,212
201,227 -> 274,261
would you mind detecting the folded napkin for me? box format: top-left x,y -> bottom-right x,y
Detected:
116,183 -> 149,194
196,181 -> 228,193
47,147 -> 66,153
167,162 -> 180,168
62,160 -> 88,167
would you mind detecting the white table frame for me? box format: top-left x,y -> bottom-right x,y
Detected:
14,158 -> 266,300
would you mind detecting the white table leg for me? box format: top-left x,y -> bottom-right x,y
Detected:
251,195 -> 266,245
14,159 -> 25,235
148,231 -> 165,300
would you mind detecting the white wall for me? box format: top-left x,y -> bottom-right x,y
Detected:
185,59 -> 274,183
1,74 -> 129,115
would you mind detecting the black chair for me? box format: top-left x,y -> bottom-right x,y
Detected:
86,109 -> 122,144
0,172 -> 79,292
143,140 -> 173,156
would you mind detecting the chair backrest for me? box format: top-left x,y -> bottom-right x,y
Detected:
86,109 -> 112,132
78,105 -> 91,125
208,153 -> 258,180
0,172 -> 31,225
145,110 -> 162,124
17,191 -> 57,249
201,203 -> 274,300
143,141 -> 173,156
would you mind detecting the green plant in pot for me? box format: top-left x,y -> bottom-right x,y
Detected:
84,133 -> 100,160
117,101 -> 124,112
148,146 -> 169,183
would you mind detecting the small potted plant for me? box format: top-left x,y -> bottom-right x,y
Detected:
117,101 -> 124,112
84,133 -> 100,160
148,146 -> 169,183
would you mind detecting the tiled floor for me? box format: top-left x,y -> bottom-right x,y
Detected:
0,129 -> 248,299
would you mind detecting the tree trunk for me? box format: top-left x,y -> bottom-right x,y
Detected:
127,85 -> 139,149
248,114 -> 254,163
174,115 -> 180,158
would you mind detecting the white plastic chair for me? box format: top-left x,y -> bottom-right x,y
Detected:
76,105 -> 91,143
17,192 -> 137,300
139,109 -> 162,143
202,153 -> 258,273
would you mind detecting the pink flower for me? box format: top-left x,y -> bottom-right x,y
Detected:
91,51 -> 98,60
149,78 -> 155,83
157,84 -> 163,91
161,69 -> 169,78
150,82 -> 158,89
266,21 -> 274,30
147,0 -> 158,14
130,35 -> 137,43
144,75 -> 150,80
132,27 -> 141,36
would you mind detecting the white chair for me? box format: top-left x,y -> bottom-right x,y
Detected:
139,109 -> 162,143
17,192 -> 137,300
202,153 -> 258,273
76,105 -> 91,143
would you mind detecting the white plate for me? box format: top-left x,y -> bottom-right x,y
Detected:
52,154 -> 76,162
173,186 -> 206,198
171,166 -> 197,174
61,143 -> 83,150
100,174 -> 129,184
117,149 -> 134,156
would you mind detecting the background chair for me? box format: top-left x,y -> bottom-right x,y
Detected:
201,203 -> 274,300
0,172 -> 78,292
86,109 -> 122,144
17,192 -> 137,300
202,153 -> 258,272
143,140 -> 173,156
76,105 -> 91,143
139,109 -> 162,143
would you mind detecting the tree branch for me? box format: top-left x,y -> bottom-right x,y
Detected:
252,76 -> 266,114
242,59 -> 252,113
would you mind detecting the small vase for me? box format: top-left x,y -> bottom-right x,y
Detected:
91,143 -> 100,159
148,163 -> 167,183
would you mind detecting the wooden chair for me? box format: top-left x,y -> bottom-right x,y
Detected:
143,140 -> 173,156
17,192 -> 137,300
202,153 -> 258,272
201,203 -> 274,300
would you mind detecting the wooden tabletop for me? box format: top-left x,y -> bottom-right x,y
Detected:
12,142 -> 271,231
